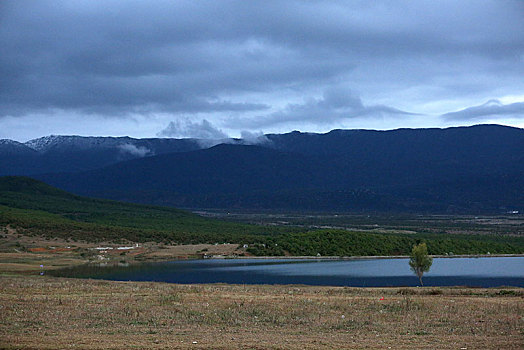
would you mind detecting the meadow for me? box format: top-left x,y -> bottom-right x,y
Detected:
1,275 -> 522,349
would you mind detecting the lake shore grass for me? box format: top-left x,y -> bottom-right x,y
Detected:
1,274 -> 522,349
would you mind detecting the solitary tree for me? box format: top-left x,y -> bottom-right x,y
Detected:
409,243 -> 433,286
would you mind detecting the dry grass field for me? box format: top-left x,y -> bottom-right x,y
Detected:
0,274 -> 522,349
1,234 -> 523,349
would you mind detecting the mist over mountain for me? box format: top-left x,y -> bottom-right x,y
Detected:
1,125 -> 522,213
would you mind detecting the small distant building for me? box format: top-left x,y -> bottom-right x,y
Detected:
117,246 -> 135,250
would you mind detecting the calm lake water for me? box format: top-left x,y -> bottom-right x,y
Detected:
50,257 -> 524,287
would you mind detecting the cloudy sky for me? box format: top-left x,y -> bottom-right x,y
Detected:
1,0 -> 523,141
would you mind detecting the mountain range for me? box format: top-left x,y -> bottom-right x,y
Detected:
1,124 -> 522,213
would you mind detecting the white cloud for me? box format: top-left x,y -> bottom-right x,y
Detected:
240,131 -> 270,145
157,119 -> 229,139
118,143 -> 151,157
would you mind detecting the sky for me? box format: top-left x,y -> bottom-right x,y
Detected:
1,0 -> 523,142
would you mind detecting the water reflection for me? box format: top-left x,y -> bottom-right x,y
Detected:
50,257 -> 524,287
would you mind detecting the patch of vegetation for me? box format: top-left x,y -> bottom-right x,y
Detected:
1,176 -> 523,256
247,229 -> 524,256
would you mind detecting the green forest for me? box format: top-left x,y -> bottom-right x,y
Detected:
1,176 -> 523,256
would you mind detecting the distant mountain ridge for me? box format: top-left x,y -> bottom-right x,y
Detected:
0,135 -> 206,175
23,135 -> 202,153
1,124 -> 523,213
1,134 -> 267,175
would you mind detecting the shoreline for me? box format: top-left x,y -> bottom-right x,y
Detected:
211,253 -> 524,260
2,241 -> 523,277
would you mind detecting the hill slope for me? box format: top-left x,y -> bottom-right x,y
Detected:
37,125 -> 524,213
0,176 -> 278,243
2,125 -> 523,213
1,176 -> 522,256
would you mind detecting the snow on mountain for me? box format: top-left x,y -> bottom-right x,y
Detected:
0,139 -> 24,146
0,139 -> 38,155
21,134 -> 216,162
24,135 -> 137,152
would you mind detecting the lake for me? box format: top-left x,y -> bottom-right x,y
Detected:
49,257 -> 524,287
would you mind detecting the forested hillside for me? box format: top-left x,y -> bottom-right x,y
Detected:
1,177 -> 522,256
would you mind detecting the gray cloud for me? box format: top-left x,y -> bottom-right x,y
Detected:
157,119 -> 229,139
1,0 -> 523,140
227,87 -> 416,129
442,100 -> 524,121
0,0 -> 357,117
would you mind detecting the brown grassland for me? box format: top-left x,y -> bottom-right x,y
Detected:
0,236 -> 523,349
0,274 -> 522,349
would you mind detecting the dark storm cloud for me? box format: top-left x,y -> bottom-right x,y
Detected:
442,100 -> 524,121
0,0 -> 357,116
1,0 -> 523,138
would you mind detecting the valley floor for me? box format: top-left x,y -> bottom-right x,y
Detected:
0,275 -> 522,349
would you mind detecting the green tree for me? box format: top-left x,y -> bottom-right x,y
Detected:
409,243 -> 433,286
